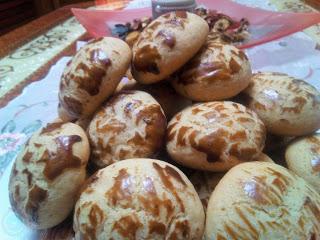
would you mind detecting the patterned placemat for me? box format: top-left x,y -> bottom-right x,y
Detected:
1,0 -> 320,239
0,18 -> 86,102
0,0 -> 131,108
1,0 -> 319,109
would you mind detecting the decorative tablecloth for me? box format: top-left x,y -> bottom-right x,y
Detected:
0,0 -> 320,239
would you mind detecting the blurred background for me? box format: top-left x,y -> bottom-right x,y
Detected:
0,0 -> 319,36
0,0 -> 88,35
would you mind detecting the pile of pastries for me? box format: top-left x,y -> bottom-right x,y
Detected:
8,11 -> 320,239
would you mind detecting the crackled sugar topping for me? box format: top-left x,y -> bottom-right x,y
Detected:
167,102 -> 266,163
88,91 -> 167,167
74,160 -> 203,239
244,72 -> 320,115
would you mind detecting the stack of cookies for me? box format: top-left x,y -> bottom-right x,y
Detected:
8,10 -> 320,239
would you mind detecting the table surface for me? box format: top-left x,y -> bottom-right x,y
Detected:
0,0 -> 320,239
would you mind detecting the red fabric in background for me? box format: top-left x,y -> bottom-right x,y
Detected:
73,0 -> 320,48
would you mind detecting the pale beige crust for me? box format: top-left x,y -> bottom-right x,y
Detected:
172,41 -> 252,101
205,162 -> 320,240
189,154 -> 273,211
58,37 -> 132,121
166,101 -> 266,172
132,11 -> 209,84
8,121 -> 90,229
88,91 -> 167,168
243,72 -> 320,136
73,159 -> 205,239
286,133 -> 320,193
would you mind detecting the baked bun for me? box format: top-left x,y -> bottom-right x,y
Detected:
189,153 -> 273,210
8,121 -> 90,229
58,37 -> 131,121
243,72 -> 320,136
74,159 -> 205,239
166,101 -> 266,171
88,91 -> 167,168
286,133 -> 320,192
205,162 -> 320,239
132,11 -> 209,84
172,41 -> 252,101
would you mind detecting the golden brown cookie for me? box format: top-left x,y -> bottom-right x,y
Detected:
243,72 -> 320,136
166,101 -> 266,171
205,162 -> 320,239
74,159 -> 205,239
8,121 -> 90,229
189,154 -> 273,211
58,37 -> 131,121
286,133 -> 320,193
88,91 -> 167,168
172,41 -> 252,101
132,11 -> 209,84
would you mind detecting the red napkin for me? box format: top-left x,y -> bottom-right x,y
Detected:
72,0 -> 320,48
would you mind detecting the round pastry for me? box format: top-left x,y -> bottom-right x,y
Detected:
58,37 -> 132,121
8,121 -> 90,229
136,81 -> 192,120
285,133 -> 320,192
74,158 -> 205,239
166,101 -> 266,171
189,154 -> 273,210
243,72 -> 320,136
132,11 -> 209,84
205,162 -> 320,239
88,90 -> 167,168
171,41 -> 252,101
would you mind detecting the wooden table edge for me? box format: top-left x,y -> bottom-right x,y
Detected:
0,1 -> 93,58
0,2 -> 93,109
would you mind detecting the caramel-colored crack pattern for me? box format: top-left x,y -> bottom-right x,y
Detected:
178,43 -> 245,85
80,203 -> 105,240
41,135 -> 83,181
243,167 -> 292,205
75,160 -> 198,239
153,162 -> 186,213
133,11 -> 189,74
40,122 -> 65,135
58,44 -> 112,118
90,92 -> 166,165
9,125 -> 84,228
215,167 -> 320,239
105,169 -> 134,208
133,45 -> 161,74
25,185 -> 48,225
61,47 -> 111,96
112,214 -> 142,239
246,73 -> 320,114
59,95 -> 83,118
167,102 -> 265,163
